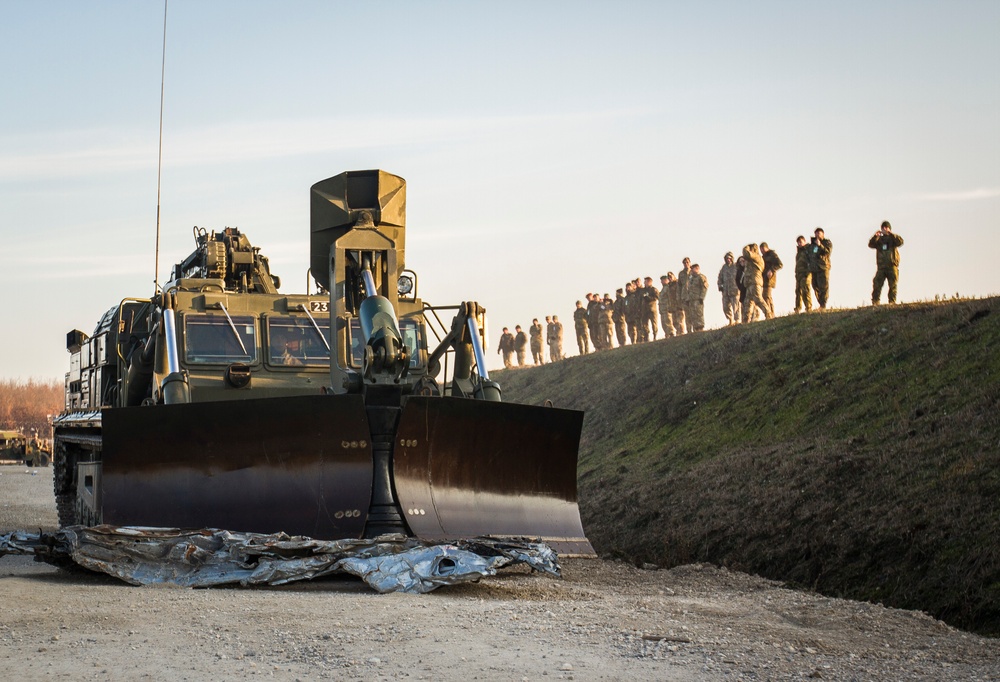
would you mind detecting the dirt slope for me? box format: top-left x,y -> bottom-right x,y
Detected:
497,298 -> 1000,635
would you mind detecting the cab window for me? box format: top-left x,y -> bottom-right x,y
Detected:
184,315 -> 257,364
267,316 -> 331,367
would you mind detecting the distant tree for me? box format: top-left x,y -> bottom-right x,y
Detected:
0,379 -> 63,439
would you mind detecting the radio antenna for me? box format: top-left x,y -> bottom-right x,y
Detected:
153,0 -> 168,293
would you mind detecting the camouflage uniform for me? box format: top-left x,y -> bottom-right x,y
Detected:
761,246 -> 783,317
684,269 -> 709,332
677,264 -> 692,333
529,322 -> 544,364
625,285 -> 641,344
573,305 -> 590,355
717,255 -> 740,325
513,328 -> 528,366
546,319 -> 555,361
497,330 -> 514,368
587,296 -> 602,350
598,296 -> 614,349
658,279 -> 674,337
641,282 -> 659,341
741,244 -> 773,322
612,292 -> 627,347
552,318 -> 564,360
666,278 -> 685,336
794,242 -> 812,313
808,233 -> 833,309
869,226 -> 904,304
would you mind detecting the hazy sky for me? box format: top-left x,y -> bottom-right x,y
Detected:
1,1 -> 997,380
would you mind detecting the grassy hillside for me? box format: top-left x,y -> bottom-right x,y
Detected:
496,298 -> 1000,635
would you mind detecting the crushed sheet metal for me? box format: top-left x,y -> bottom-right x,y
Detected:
0,527 -> 560,593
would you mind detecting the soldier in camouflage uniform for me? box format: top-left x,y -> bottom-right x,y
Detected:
613,288 -> 627,347
497,327 -> 515,368
717,251 -> 740,325
552,315 -> 564,361
761,242 -> 783,317
586,293 -> 602,350
665,272 -> 684,336
529,318 -> 544,364
641,276 -> 659,341
684,264 -> 709,332
513,325 -> 528,366
598,294 -> 614,349
624,281 -> 640,344
793,236 -> 812,313
658,275 -> 674,338
677,257 -> 692,333
808,227 -> 833,309
869,221 -> 904,304
545,316 -> 554,362
573,300 -> 590,355
741,243 -> 774,323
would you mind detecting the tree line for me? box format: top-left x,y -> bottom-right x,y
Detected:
0,379 -> 63,438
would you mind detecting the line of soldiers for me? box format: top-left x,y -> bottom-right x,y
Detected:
569,259 -> 712,355
717,230 -> 828,323
499,317 -> 564,366
500,222 -> 903,365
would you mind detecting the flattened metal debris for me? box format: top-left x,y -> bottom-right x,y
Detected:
1,527 -> 560,593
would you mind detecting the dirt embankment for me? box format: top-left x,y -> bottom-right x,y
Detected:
2,466 -> 999,680
497,298 -> 1000,635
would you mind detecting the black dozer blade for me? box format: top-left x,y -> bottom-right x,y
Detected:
101,394 -> 594,557
394,397 -> 594,557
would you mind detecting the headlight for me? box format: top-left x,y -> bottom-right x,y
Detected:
397,275 -> 414,296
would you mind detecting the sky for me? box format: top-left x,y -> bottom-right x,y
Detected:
1,1 -> 998,380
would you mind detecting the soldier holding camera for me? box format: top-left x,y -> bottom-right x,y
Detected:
808,228 -> 833,309
869,220 -> 904,304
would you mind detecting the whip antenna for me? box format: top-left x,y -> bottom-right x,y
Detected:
154,0 -> 168,293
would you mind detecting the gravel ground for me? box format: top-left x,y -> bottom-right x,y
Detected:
1,464 -> 998,681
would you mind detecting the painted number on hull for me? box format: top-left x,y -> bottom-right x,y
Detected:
310,301 -> 329,312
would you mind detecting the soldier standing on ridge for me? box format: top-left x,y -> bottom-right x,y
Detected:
625,281 -> 640,344
741,243 -> 774,322
552,315 -> 564,360
794,235 -> 812,313
869,220 -> 904,305
497,327 -> 514,368
587,293 -> 602,351
613,288 -> 627,347
573,300 -> 590,355
717,252 -> 740,325
685,264 -> 709,331
658,275 -> 674,338
513,325 -> 528,366
545,315 -> 554,362
641,276 -> 659,341
666,272 -> 685,336
529,318 -> 544,364
761,242 -> 783,317
808,227 -> 833,309
599,294 -> 614,349
677,257 -> 692,333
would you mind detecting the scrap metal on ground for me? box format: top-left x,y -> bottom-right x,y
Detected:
0,526 -> 560,593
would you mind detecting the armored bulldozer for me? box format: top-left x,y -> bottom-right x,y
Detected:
53,170 -> 593,556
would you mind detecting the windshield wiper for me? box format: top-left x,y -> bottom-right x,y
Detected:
298,304 -> 331,352
214,303 -> 250,357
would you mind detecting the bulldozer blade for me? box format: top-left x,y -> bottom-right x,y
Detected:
101,394 -> 373,539
393,397 -> 595,557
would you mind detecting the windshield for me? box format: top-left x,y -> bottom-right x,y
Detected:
184,314 -> 257,364
267,316 -> 331,367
